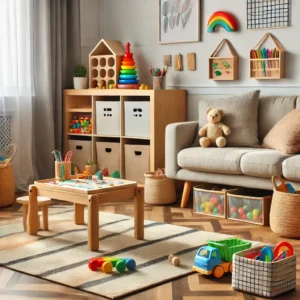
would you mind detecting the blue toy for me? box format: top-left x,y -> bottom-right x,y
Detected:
260,245 -> 274,262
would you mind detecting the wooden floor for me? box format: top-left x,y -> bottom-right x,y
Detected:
0,194 -> 299,300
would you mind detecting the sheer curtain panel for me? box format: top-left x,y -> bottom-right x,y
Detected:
0,0 -> 35,190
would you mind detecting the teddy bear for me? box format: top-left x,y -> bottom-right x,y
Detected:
199,108 -> 231,148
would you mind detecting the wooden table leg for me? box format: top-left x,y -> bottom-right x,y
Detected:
74,203 -> 85,225
23,205 -> 28,230
134,186 -> 144,240
27,185 -> 39,235
42,206 -> 49,230
88,195 -> 99,251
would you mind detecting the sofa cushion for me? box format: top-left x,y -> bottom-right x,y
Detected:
258,96 -> 297,142
262,109 -> 300,154
240,150 -> 290,178
194,90 -> 261,148
178,147 -> 256,174
282,156 -> 300,182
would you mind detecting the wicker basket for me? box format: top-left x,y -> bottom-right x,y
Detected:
144,172 -> 176,205
270,176 -> 300,238
0,144 -> 16,208
232,245 -> 296,298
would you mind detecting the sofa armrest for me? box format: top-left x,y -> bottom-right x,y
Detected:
165,121 -> 198,178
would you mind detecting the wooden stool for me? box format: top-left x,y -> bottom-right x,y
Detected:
16,196 -> 51,231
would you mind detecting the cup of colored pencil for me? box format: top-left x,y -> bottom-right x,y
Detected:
150,66 -> 169,90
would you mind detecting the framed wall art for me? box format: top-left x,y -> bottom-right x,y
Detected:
247,0 -> 290,30
159,0 -> 200,44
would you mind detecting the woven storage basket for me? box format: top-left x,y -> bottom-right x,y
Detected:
144,172 -> 176,205
270,176 -> 300,238
232,245 -> 296,298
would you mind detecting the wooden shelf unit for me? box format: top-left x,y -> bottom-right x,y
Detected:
63,89 -> 187,180
250,33 -> 285,80
209,39 -> 238,81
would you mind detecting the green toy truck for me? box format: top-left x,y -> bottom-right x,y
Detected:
192,238 -> 251,278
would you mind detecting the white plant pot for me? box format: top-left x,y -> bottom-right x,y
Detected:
73,77 -> 88,89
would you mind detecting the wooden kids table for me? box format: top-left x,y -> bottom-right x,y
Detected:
26,178 -> 144,251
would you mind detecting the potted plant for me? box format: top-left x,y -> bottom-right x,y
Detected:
84,157 -> 96,175
73,64 -> 88,89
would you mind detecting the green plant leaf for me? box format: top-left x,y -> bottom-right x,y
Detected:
212,63 -> 218,69
223,61 -> 230,69
215,70 -> 222,76
74,64 -> 87,77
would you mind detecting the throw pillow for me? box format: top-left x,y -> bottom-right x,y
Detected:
193,90 -> 261,147
262,109 -> 300,154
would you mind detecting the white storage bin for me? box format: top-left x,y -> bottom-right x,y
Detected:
96,142 -> 120,174
96,101 -> 120,136
124,101 -> 150,138
68,140 -> 92,173
125,144 -> 150,183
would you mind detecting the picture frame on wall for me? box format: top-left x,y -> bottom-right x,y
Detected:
159,0 -> 200,44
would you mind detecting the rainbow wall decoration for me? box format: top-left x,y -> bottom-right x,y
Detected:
207,11 -> 238,33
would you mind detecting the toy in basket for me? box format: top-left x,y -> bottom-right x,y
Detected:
232,241 -> 296,298
270,175 -> 300,238
144,168 -> 176,205
192,238 -> 251,278
0,144 -> 16,208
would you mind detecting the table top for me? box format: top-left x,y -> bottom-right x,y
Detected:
34,178 -> 137,195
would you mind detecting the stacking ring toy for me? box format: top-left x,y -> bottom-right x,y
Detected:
118,79 -> 139,84
119,74 -> 137,79
260,245 -> 274,262
122,57 -> 133,62
120,69 -> 137,75
121,65 -> 136,70
274,242 -> 293,258
122,61 -> 135,66
117,84 -> 139,89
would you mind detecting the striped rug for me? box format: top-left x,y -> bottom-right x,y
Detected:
0,205 -> 258,299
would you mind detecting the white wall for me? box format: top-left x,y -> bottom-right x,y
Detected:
83,0 -> 300,120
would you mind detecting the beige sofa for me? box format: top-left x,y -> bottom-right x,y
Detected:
166,95 -> 300,207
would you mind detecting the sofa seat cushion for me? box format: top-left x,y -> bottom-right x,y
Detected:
178,147 -> 256,175
282,156 -> 300,182
240,150 -> 290,178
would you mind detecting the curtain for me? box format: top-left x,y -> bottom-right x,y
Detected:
0,0 -> 81,190
0,0 -> 35,190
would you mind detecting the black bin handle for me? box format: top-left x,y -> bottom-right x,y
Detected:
76,145 -> 82,150
134,151 -> 142,156
105,148 -> 112,153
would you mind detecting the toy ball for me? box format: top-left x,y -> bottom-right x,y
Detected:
243,205 -> 249,212
242,213 -> 247,220
210,196 -> 219,205
232,212 -> 238,218
205,202 -> 214,210
247,212 -> 253,220
199,204 -> 204,211
252,208 -> 260,218
230,206 -> 237,213
205,208 -> 212,214
213,207 -> 219,214
259,214 -> 263,221
238,207 -> 244,215
200,203 -> 206,210
218,203 -> 223,210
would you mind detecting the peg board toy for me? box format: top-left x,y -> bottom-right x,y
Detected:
89,39 -> 124,89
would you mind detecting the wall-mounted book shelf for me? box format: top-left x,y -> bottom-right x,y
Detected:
209,39 -> 238,81
250,33 -> 285,80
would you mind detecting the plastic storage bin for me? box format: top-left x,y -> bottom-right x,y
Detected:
124,101 -> 150,138
193,184 -> 237,218
125,144 -> 150,183
232,245 -> 296,298
96,142 -> 120,174
96,101 -> 120,136
68,139 -> 92,173
227,189 -> 272,225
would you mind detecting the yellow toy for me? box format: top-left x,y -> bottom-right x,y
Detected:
139,84 -> 148,90
199,108 -> 231,148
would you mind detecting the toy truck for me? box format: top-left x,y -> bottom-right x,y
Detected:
192,238 -> 251,278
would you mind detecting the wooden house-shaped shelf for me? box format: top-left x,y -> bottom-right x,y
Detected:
209,39 -> 238,81
89,39 -> 124,88
250,33 -> 285,80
